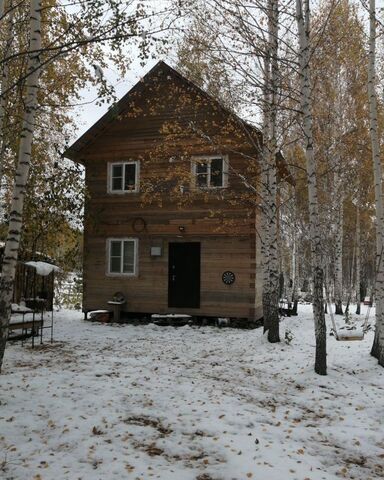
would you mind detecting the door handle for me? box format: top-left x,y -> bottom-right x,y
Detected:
172,275 -> 176,281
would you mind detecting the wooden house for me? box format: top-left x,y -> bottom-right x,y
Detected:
64,61 -> 291,324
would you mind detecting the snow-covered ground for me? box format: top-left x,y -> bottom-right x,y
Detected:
1,305 -> 383,480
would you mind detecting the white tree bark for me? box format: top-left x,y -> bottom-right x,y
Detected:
334,199 -> 344,314
285,215 -> 297,311
0,1 -> 5,127
0,0 -> 14,188
368,0 -> 384,365
0,0 -> 41,371
296,0 -> 327,375
291,190 -> 299,314
261,165 -> 272,329
356,205 -> 361,314
291,224 -> 299,313
261,0 -> 280,342
261,2 -> 272,334
286,231 -> 294,305
261,73 -> 271,330
266,0 -> 280,342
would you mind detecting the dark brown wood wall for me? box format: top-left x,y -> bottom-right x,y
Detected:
80,70 -> 261,319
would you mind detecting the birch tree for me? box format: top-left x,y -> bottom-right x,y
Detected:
310,0 -> 370,319
0,0 -> 14,195
262,0 -> 280,342
334,190 -> 344,314
355,204 -> 361,314
0,3 -> 89,263
367,0 -> 384,366
0,0 -> 42,370
296,0 -> 327,375
175,0 -> 299,342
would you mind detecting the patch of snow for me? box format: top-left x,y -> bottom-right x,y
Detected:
24,261 -> 61,276
0,305 -> 383,479
11,303 -> 33,313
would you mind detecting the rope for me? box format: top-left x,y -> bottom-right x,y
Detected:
325,284 -> 340,339
327,301 -> 340,340
362,304 -> 372,333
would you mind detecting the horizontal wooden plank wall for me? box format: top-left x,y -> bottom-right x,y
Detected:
83,234 -> 255,318
80,65 -> 262,320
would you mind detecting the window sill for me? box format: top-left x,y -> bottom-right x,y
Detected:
108,190 -> 139,195
106,272 -> 137,278
193,186 -> 228,191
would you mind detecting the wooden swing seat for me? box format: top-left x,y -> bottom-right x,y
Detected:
336,331 -> 364,341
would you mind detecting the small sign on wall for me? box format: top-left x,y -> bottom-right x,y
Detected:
151,246 -> 162,257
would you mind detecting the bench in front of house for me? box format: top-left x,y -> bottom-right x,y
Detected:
8,304 -> 44,344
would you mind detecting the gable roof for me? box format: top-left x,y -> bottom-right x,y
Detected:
63,60 -> 262,162
63,60 -> 294,185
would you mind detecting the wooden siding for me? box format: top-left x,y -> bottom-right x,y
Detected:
84,234 -> 255,318
75,63 -> 262,320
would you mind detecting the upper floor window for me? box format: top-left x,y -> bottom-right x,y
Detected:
108,161 -> 139,193
107,238 -> 138,276
192,156 -> 228,189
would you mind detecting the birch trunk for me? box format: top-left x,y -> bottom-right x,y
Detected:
345,231 -> 356,319
334,201 -> 344,314
296,0 -> 327,375
291,194 -> 299,315
265,0 -> 280,343
287,233 -> 295,306
0,0 -> 14,191
290,235 -> 296,302
368,0 -> 384,365
323,263 -> 328,314
356,206 -> 361,314
261,58 -> 272,333
292,238 -> 299,314
0,1 -> 5,147
285,231 -> 296,312
0,0 -> 41,371
261,3 -> 272,335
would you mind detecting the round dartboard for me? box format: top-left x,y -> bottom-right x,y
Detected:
222,271 -> 236,285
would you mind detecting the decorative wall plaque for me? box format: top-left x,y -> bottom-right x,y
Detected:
132,217 -> 146,232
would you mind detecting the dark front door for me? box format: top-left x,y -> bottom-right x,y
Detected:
168,242 -> 201,308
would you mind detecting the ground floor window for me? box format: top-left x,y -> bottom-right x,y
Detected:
107,238 -> 138,275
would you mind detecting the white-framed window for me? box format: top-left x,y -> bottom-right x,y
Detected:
108,161 -> 139,193
191,156 -> 228,189
107,238 -> 138,276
